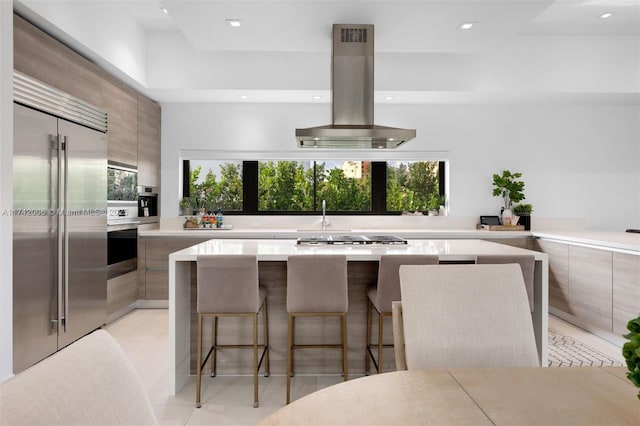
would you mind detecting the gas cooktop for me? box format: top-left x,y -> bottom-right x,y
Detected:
296,235 -> 408,245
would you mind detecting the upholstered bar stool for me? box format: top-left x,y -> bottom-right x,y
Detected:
476,254 -> 535,311
286,255 -> 348,404
366,255 -> 439,374
195,255 -> 270,409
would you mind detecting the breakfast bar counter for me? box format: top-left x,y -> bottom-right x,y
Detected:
168,239 -> 548,395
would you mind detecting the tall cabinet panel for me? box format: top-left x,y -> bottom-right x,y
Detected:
534,239 -> 570,313
568,246 -> 613,331
137,93 -> 161,188
613,252 -> 640,335
104,82 -> 138,166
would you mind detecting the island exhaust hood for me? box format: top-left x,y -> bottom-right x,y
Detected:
296,24 -> 416,149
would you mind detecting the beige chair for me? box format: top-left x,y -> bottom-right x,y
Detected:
0,329 -> 157,426
286,255 -> 348,404
196,255 -> 269,408
393,264 -> 539,370
476,254 -> 535,311
366,255 -> 439,374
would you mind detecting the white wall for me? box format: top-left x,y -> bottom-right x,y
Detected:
0,0 -> 14,381
161,101 -> 639,231
15,0 -> 148,86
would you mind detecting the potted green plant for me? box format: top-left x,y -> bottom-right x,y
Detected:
179,197 -> 199,216
492,170 -> 526,225
512,203 -> 534,230
179,197 -> 192,216
622,316 -> 640,400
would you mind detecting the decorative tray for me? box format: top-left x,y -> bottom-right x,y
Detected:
184,225 -> 233,230
476,224 -> 525,231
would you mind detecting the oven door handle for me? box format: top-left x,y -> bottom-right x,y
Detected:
107,221 -> 140,231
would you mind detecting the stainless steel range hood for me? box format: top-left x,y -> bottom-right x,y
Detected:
296,24 -> 416,149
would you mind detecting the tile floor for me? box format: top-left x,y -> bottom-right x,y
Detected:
105,309 -> 625,426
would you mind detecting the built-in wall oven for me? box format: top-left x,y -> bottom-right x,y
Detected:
107,163 -> 139,279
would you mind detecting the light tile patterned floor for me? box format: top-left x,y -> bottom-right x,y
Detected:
106,309 -> 626,426
548,328 -> 624,367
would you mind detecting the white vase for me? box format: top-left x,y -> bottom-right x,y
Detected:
501,208 -> 514,225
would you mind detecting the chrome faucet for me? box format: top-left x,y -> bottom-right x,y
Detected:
321,199 -> 328,230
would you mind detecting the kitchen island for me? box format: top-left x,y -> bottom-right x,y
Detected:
167,238 -> 548,395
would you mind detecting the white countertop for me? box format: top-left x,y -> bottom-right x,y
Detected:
532,231 -> 640,253
168,238 -> 547,262
140,227 -> 532,240
141,226 -> 640,253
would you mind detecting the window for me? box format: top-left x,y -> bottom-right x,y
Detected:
386,161 -> 444,212
258,160 -> 371,212
183,159 -> 445,215
184,160 -> 243,212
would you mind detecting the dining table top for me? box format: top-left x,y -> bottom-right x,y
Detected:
258,366 -> 639,426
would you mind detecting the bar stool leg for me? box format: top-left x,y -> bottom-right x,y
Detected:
286,313 -> 294,404
211,316 -> 218,377
377,311 -> 384,374
365,300 -> 372,374
253,313 -> 259,408
263,299 -> 270,377
196,314 -> 203,408
342,313 -> 348,382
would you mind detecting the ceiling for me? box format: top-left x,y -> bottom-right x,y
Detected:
14,0 -> 640,104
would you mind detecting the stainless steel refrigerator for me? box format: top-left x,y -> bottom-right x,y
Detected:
13,72 -> 108,373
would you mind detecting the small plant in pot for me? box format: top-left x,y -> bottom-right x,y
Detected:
179,197 -> 192,216
179,197 -> 199,216
512,203 -> 534,230
622,316 -> 640,400
492,170 -> 526,225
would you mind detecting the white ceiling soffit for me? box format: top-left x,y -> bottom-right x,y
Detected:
14,0 -> 640,104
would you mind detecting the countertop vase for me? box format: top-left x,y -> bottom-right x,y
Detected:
517,213 -> 531,231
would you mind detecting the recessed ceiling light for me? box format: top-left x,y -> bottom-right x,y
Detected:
600,12 -> 613,19
160,7 -> 168,14
226,19 -> 241,27
384,96 -> 394,101
312,95 -> 322,100
458,22 -> 476,30
240,95 -> 248,100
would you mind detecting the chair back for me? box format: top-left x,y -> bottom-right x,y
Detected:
287,255 -> 348,313
374,255 -> 439,313
0,330 -> 158,425
395,264 -> 539,370
197,255 -> 260,314
476,254 -> 535,311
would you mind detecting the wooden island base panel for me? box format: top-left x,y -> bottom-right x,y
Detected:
169,239 -> 549,395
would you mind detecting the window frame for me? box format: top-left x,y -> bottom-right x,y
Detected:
181,151 -> 448,215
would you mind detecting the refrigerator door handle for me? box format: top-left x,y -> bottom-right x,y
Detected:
56,133 -> 65,332
62,135 -> 69,332
52,134 -> 61,332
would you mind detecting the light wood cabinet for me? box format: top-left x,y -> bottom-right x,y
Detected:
533,239 -> 570,313
535,238 -> 639,335
137,93 -> 161,187
13,15 -> 105,109
107,270 -> 138,323
612,252 -> 640,335
568,246 -> 613,331
486,238 -> 531,250
140,238 -> 205,300
104,82 -> 138,166
15,14 -> 160,170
